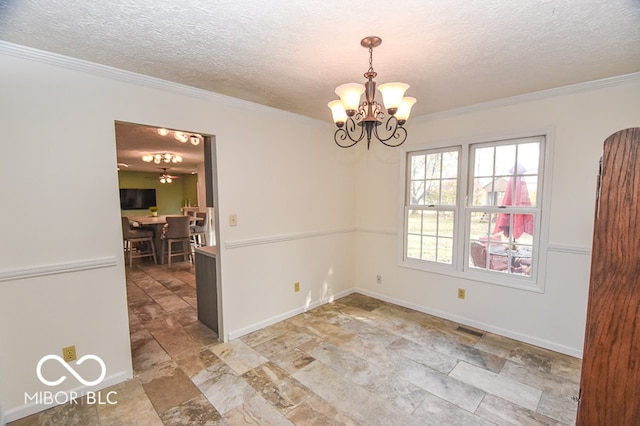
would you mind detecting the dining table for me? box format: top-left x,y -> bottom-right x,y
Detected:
128,215 -> 196,265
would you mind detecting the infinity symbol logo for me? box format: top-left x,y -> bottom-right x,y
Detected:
36,354 -> 106,386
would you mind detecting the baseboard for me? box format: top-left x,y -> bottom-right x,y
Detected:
226,287 -> 356,341
356,288 -> 583,358
3,370 -> 131,423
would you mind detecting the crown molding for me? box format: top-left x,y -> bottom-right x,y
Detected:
0,40 -> 322,123
3,40 -> 638,125
414,71 -> 640,123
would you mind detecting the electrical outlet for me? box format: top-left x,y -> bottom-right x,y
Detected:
229,214 -> 238,227
294,282 -> 300,292
376,275 -> 382,284
62,345 -> 77,362
457,288 -> 466,300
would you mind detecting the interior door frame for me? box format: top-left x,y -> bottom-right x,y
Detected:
203,135 -> 224,340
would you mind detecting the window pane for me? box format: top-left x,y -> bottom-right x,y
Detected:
523,176 -> 537,207
441,179 -> 457,205
425,153 -> 442,179
407,234 -> 421,259
474,147 -> 495,177
422,211 -> 437,235
411,155 -> 426,179
470,211 -> 493,240
437,237 -> 453,263
472,177 -> 497,206
424,180 -> 440,205
421,236 -> 437,262
442,151 -> 458,178
439,211 -> 455,238
495,144 -> 516,176
407,209 -> 422,233
518,143 -> 539,175
410,181 -> 425,205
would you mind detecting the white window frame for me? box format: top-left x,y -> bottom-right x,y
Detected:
404,146 -> 462,266
399,130 -> 553,293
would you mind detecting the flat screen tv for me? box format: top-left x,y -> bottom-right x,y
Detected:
119,188 -> 157,210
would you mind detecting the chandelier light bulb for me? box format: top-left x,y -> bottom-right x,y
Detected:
157,128 -> 169,136
174,132 -> 188,143
189,135 -> 201,146
166,177 -> 172,183
160,177 -> 166,183
142,154 -> 153,162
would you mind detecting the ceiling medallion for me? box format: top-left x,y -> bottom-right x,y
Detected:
328,36 -> 416,149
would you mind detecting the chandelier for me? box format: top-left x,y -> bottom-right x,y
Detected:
328,36 -> 416,149
157,128 -> 202,146
142,153 -> 183,164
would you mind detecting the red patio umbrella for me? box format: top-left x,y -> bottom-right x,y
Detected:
493,171 -> 534,239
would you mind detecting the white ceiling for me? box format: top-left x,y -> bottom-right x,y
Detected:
2,1 -> 640,170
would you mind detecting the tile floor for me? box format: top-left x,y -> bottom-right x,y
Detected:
11,261 -> 581,425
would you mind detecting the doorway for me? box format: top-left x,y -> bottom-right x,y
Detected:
114,120 -> 223,350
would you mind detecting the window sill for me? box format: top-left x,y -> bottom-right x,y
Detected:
399,259 -> 544,293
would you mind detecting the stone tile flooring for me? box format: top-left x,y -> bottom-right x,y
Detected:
11,262 -> 581,425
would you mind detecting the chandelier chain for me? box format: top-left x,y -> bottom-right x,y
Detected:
368,46 -> 375,74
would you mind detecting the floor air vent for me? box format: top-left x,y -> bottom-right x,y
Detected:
456,326 -> 484,337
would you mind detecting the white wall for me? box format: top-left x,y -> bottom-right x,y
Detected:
353,78 -> 640,357
2,39 -> 638,422
0,44 -> 356,421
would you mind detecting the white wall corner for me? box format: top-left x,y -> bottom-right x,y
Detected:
226,287 -> 356,341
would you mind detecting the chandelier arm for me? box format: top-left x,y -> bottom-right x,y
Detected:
334,128 -> 359,148
334,116 -> 365,148
373,116 -> 408,147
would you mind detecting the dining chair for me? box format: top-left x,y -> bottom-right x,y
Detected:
190,212 -> 208,248
121,216 -> 157,267
162,215 -> 192,266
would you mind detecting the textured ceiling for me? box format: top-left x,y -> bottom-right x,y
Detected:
2,1 -> 640,170
2,0 -> 640,121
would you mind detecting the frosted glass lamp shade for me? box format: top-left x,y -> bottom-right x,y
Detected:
395,97 -> 417,124
328,100 -> 348,125
335,83 -> 365,114
377,82 -> 409,114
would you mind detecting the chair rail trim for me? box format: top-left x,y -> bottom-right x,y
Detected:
0,257 -> 118,283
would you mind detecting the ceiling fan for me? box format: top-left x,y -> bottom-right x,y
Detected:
158,168 -> 179,184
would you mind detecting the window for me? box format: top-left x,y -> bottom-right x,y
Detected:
402,135 -> 546,289
406,148 -> 460,264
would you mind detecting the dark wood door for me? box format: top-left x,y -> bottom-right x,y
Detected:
577,128 -> 640,425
